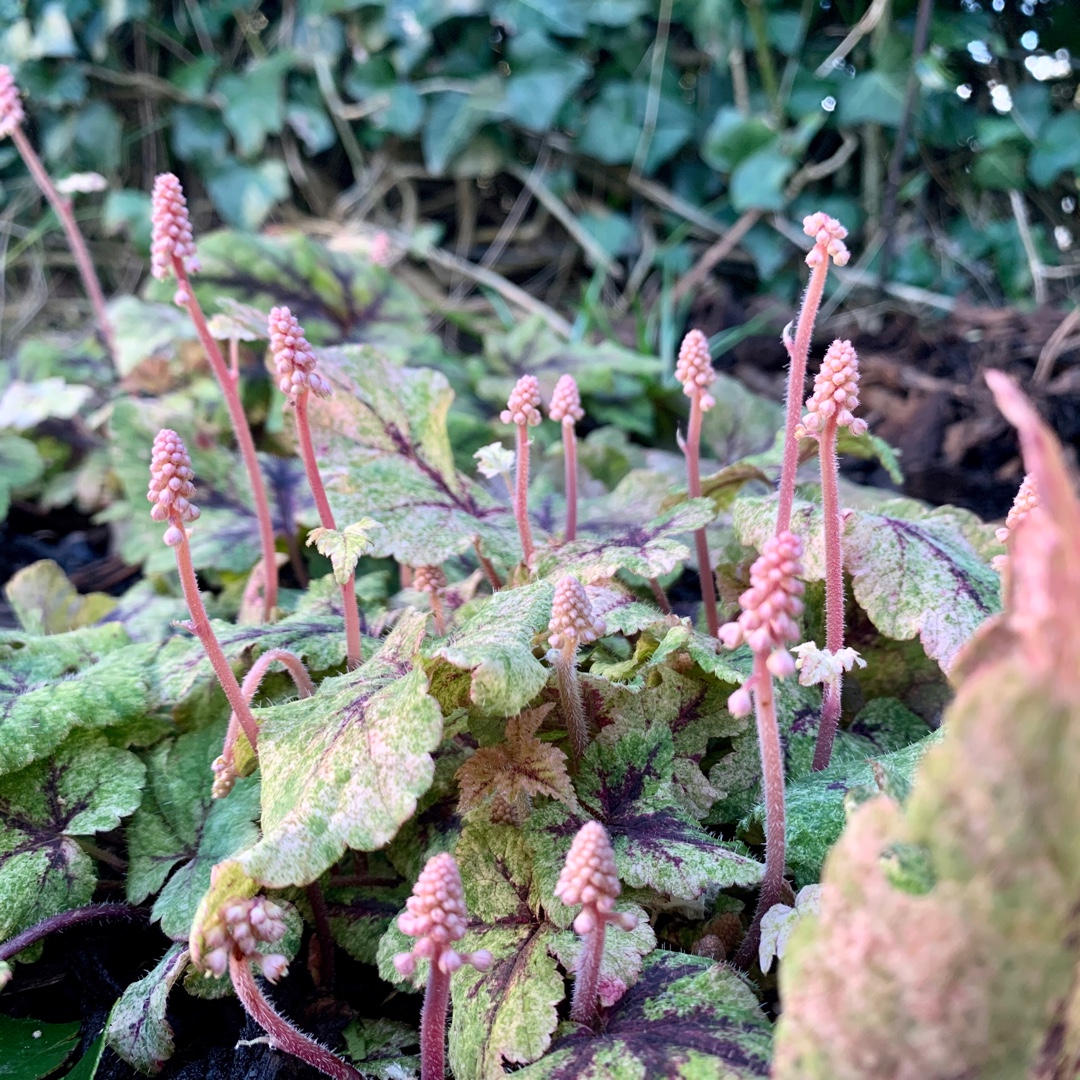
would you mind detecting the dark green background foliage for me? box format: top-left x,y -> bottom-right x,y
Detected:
1,0 -> 1078,309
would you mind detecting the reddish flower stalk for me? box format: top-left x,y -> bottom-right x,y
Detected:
795,340 -> 868,771
555,822 -> 637,1026
212,647 -> 315,800
549,575 -> 606,762
394,854 -> 493,1080
149,430 -> 260,753
151,173 -> 278,622
0,66 -> 116,361
676,329 -> 720,638
776,213 -> 851,536
501,375 -> 543,564
267,306 -> 362,668
414,565 -> 448,635
719,531 -> 805,966
199,895 -> 358,1080
549,374 -> 584,542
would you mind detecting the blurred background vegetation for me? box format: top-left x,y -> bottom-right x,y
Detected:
0,0 -> 1078,352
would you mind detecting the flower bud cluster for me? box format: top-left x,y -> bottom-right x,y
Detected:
202,896 -> 289,982
992,472 -> 1040,573
803,212 -> 850,268
0,65 -> 25,139
675,329 -> 716,412
548,576 -> 606,651
796,339 -> 867,438
555,822 -> 637,935
719,531 -> 805,713
500,374 -> 543,427
150,173 -> 199,289
549,374 -> 584,426
393,853 -> 493,978
414,565 -> 447,595
211,754 -> 237,799
148,429 -> 200,546
268,306 -> 331,399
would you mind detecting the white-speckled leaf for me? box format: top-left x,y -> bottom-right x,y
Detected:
307,519 -> 383,586
105,944 -> 188,1074
431,581 -> 554,716
0,733 -> 146,947
238,612 -> 442,887
307,346 -> 519,567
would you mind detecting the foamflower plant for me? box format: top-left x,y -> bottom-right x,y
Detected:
501,374 -> 543,564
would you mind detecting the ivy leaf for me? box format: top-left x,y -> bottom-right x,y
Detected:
306,519 -> 383,586
768,730 -> 942,888
238,611 -> 443,888
105,944 -> 188,1074
3,559 -> 117,636
529,723 -> 763,905
0,1015 -> 80,1080
0,434 -> 44,520
513,952 -> 772,1079
456,706 -> 579,824
734,496 -> 1001,670
126,724 -> 261,940
0,626 -> 154,778
308,346 -> 519,568
0,733 -> 146,946
533,500 -> 716,583
430,581 -> 554,717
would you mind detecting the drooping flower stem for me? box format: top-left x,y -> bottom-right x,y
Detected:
813,414 -> 844,771
502,375 -> 543,565
549,576 -> 606,763
0,904 -> 142,968
294,388 -> 363,669
0,66 -> 116,361
170,255 -> 278,621
776,214 -> 851,537
229,953 -> 360,1080
173,532 -> 260,753
676,330 -> 720,638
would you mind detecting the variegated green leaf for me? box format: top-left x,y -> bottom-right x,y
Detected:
238,612 -> 442,887
307,518 -> 383,586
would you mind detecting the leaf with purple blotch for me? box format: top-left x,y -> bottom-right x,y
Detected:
512,951 -> 772,1080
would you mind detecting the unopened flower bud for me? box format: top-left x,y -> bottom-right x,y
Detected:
803,211 -> 850,268
268,306 -> 331,399
0,66 -> 25,139
549,374 -> 584,426
150,173 -> 199,283
548,575 -> 606,651
799,339 -> 866,437
500,375 -> 543,427
675,329 -> 717,411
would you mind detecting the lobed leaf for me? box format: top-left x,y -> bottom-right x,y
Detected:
238,612 -> 443,887
0,733 -> 146,946
306,518 -> 383,585
0,1015 -> 80,1080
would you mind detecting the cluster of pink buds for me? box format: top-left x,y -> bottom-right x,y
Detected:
202,896 -> 289,983
394,853 -> 492,977
269,306 -> 332,399
414,565 -> 447,596
150,173 -> 199,296
795,339 -> 867,438
555,822 -> 637,935
549,374 -> 584,426
803,212 -> 850,268
0,65 -> 25,138
148,429 -> 200,546
675,328 -> 716,412
992,472 -> 1040,572
548,576 -> 606,652
500,374 -> 543,427
720,531 -> 805,713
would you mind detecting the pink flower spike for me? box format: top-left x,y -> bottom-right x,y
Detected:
148,429 -> 200,532
0,65 -> 25,139
675,328 -> 717,411
150,172 -> 199,283
549,374 -> 584,426
268,306 -> 332,399
802,212 -> 850,268
501,374 -> 543,427
797,339 -> 867,438
549,575 -> 606,651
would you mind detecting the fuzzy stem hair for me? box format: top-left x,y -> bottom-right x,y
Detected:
555,643 -> 589,763
562,422 -> 579,542
514,422 -> 535,564
686,389 -> 719,638
420,958 -> 452,1080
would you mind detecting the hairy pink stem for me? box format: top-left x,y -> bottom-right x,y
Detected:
229,335 -> 240,381
473,538 -> 502,590
420,955 -> 452,1080
776,258 -> 828,536
555,644 -> 589,763
305,881 -> 335,990
171,255 -> 277,621
221,648 -> 314,768
569,912 -> 606,1025
295,389 -> 363,669
514,423 -> 535,563
228,952 -> 360,1080
430,590 -> 447,636
10,126 -> 116,361
562,422 -> 579,542
173,533 -> 261,752
812,416 -> 845,771
0,904 -> 142,965
735,653 -> 787,967
649,577 -> 672,614
686,390 -> 719,638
